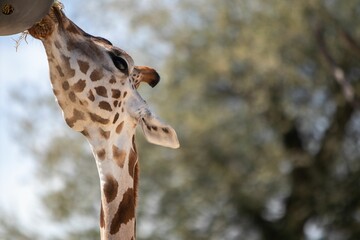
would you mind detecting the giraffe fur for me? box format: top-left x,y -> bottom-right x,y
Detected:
28,3 -> 179,240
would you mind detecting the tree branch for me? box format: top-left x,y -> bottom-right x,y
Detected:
340,28 -> 360,57
315,25 -> 358,108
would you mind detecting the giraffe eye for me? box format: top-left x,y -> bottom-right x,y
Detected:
108,52 -> 128,75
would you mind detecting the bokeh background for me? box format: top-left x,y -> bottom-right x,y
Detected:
1,0 -> 360,239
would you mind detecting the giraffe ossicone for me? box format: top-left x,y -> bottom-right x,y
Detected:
28,2 -> 179,240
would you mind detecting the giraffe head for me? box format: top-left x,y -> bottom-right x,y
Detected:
28,3 -> 179,149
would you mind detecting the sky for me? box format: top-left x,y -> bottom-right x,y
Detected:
0,1 -> 126,237
0,30 -> 51,232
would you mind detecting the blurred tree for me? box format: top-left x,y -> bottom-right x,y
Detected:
0,211 -> 37,240
4,0 -> 360,239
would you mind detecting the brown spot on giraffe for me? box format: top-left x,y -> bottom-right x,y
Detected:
109,75 -> 117,84
128,148 -> 137,179
81,129 -> 89,137
112,145 -> 126,168
65,109 -> 85,128
133,164 -> 139,208
113,113 -> 119,124
66,40 -> 77,52
56,65 -> 65,77
99,101 -> 113,112
131,136 -> 139,207
116,121 -> 124,134
77,60 -> 90,74
100,203 -> 105,228
99,128 -> 111,140
62,81 -> 70,90
103,175 -> 119,203
54,40 -> 62,49
110,188 -> 135,235
88,89 -> 95,102
111,89 -> 121,99
132,135 -> 137,154
68,91 -> 76,102
66,23 -> 80,34
61,55 -> 76,78
89,112 -> 110,125
72,79 -> 86,92
90,69 -> 104,81
97,149 -> 106,161
95,86 -> 108,98
80,99 -> 89,107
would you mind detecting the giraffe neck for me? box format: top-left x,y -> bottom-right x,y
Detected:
41,30 -> 139,240
85,125 -> 139,240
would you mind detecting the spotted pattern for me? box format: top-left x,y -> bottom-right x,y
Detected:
54,40 -> 62,49
109,76 -> 117,84
97,149 -> 106,160
68,91 -> 76,102
65,109 -> 85,128
99,128 -> 111,139
90,69 -> 104,81
116,121 -> 124,134
56,65 -> 65,77
112,145 -> 126,168
66,23 -> 80,35
88,89 -> 95,101
103,175 -> 119,203
128,148 -> 137,179
99,101 -> 112,112
62,81 -> 70,90
113,113 -> 119,124
89,112 -> 109,125
111,89 -> 121,99
110,188 -> 135,235
95,86 -> 108,97
61,55 -> 76,78
78,60 -> 90,74
73,79 -> 86,92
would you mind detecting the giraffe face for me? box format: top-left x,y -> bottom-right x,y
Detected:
28,5 -> 180,149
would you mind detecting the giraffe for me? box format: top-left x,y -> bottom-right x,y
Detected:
28,3 -> 179,240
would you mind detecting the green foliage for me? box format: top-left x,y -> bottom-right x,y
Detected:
3,0 -> 360,239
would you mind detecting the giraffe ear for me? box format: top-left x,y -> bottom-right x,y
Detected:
139,114 -> 180,149
133,66 -> 160,88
